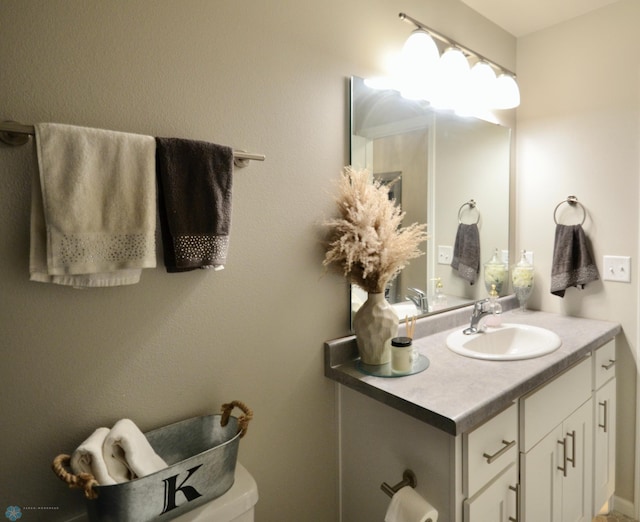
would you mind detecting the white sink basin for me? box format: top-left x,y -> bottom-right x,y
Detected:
446,323 -> 562,361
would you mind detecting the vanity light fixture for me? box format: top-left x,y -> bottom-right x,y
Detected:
390,12 -> 520,111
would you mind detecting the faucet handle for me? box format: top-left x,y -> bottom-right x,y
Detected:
474,298 -> 490,311
408,287 -> 425,297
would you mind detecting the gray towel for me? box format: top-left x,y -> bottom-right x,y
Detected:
451,223 -> 480,285
155,137 -> 234,272
551,224 -> 599,297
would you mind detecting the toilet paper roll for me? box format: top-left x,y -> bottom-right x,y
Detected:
384,486 -> 438,522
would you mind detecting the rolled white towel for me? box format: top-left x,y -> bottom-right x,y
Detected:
103,419 -> 167,483
70,427 -> 116,486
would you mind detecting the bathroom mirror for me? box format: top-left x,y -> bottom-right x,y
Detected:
350,76 -> 511,322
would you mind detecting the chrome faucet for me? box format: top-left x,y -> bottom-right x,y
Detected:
463,298 -> 492,335
406,287 -> 428,313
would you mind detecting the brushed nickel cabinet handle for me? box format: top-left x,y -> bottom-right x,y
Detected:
566,430 -> 576,468
482,439 -> 516,464
599,400 -> 608,432
508,484 -> 519,522
601,359 -> 616,370
557,438 -> 567,477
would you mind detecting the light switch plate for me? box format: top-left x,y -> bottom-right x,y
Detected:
603,255 -> 631,282
438,245 -> 453,265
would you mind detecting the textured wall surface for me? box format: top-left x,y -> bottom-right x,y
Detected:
0,1 -> 515,520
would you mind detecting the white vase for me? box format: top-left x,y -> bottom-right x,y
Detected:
353,292 -> 399,365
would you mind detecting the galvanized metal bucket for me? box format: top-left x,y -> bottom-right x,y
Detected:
52,401 -> 252,522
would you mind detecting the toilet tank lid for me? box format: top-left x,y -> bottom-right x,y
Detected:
204,463 -> 258,519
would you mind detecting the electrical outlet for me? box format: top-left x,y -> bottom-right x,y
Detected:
523,251 -> 534,265
438,245 -> 453,265
501,250 -> 509,265
603,255 -> 631,282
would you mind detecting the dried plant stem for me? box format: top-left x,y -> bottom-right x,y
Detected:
323,167 -> 428,294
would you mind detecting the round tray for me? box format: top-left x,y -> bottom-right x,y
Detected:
357,354 -> 430,378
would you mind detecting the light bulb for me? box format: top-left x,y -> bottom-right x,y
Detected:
431,47 -> 470,110
494,74 -> 520,109
401,30 -> 439,67
398,30 -> 439,101
470,61 -> 496,108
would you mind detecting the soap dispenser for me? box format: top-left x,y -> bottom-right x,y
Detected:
485,283 -> 502,327
430,278 -> 448,311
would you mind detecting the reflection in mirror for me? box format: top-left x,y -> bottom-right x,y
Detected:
350,76 -> 510,324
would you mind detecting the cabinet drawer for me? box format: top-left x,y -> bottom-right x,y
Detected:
464,402 -> 518,498
464,463 -> 518,522
595,340 -> 616,389
520,357 -> 591,452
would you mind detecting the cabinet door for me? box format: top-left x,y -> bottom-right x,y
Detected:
521,425 -> 563,521
465,464 -> 518,522
561,399 -> 593,522
521,400 -> 593,522
594,378 -> 616,513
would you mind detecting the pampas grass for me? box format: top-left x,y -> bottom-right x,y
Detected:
323,166 -> 428,294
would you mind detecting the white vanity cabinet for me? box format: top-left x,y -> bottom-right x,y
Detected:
327,311 -> 621,522
593,340 -> 616,514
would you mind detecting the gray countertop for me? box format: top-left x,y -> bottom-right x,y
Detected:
324,299 -> 621,436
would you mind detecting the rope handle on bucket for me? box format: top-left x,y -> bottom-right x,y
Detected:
52,454 -> 99,500
221,400 -> 253,438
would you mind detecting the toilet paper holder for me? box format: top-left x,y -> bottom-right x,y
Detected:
380,469 -> 417,498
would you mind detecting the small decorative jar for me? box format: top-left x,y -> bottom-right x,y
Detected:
511,250 -> 534,312
484,248 -> 507,295
391,336 -> 415,373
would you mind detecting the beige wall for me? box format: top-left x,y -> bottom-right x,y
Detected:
516,0 -> 640,506
0,1 -> 514,520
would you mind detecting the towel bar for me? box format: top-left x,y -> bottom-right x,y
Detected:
380,469 -> 417,498
553,195 -> 586,225
0,121 -> 265,167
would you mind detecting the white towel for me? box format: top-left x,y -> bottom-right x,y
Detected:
30,123 -> 157,287
70,427 -> 116,486
103,419 -> 167,483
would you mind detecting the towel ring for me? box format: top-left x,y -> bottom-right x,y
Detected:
553,195 -> 586,225
458,199 -> 480,225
